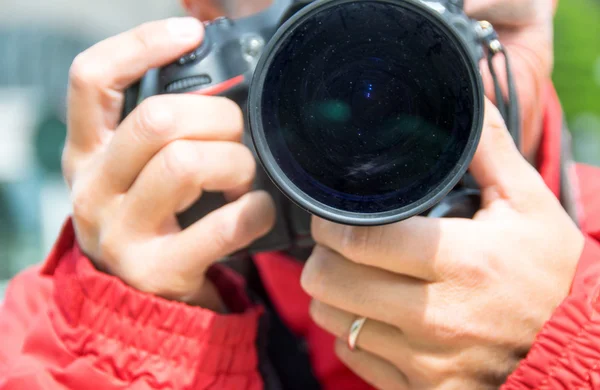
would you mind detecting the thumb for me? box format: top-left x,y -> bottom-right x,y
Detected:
469,98 -> 548,209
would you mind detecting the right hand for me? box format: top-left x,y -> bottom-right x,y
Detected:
62,17 -> 276,311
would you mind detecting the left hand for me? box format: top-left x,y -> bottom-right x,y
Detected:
465,0 -> 557,160
302,99 -> 584,390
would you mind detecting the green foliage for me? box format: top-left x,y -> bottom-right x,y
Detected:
552,0 -> 600,126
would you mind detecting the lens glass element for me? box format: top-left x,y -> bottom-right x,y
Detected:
258,0 -> 477,215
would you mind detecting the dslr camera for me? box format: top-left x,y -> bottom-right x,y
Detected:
123,0 -> 517,254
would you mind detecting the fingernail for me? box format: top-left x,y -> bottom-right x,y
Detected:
167,17 -> 203,42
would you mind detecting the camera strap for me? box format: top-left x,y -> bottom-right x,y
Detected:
231,256 -> 322,390
478,21 -> 581,227
478,21 -> 522,151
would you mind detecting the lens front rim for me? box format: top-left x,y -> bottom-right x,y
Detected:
249,0 -> 484,226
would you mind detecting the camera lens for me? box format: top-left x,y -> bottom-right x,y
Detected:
249,0 -> 483,225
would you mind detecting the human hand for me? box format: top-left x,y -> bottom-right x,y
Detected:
302,99 -> 584,389
62,17 -> 275,311
465,0 -> 557,160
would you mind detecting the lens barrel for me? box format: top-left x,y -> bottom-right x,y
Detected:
249,0 -> 484,225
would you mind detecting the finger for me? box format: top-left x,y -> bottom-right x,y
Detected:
334,339 -> 409,390
67,17 -> 204,152
469,99 -> 550,210
171,190 -> 275,267
98,94 -> 244,194
121,140 -> 256,229
301,246 -> 430,331
311,215 -> 478,282
310,301 -> 420,375
464,0 -> 545,27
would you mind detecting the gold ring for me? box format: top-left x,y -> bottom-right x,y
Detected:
347,317 -> 367,351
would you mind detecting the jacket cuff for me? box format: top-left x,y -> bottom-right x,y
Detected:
502,236 -> 600,389
47,219 -> 263,380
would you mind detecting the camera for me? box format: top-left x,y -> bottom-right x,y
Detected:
123,0 -> 516,254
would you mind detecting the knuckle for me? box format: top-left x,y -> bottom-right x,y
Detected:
69,52 -> 102,91
216,97 -> 244,139
340,225 -> 374,262
418,303 -> 458,341
161,141 -> 198,186
456,256 -> 491,289
417,355 -> 457,384
418,299 -> 479,347
208,193 -> 275,256
135,96 -> 175,141
71,181 -> 97,232
301,249 -> 329,298
97,226 -> 124,269
308,300 -> 326,327
228,144 -> 256,183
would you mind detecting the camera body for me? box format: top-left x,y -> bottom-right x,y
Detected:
124,0 -> 492,254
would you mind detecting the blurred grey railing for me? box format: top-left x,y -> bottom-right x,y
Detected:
0,26 -> 93,114
0,28 -> 94,301
0,3 -> 181,301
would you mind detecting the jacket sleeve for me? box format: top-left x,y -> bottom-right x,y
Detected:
0,219 -> 265,390
503,164 -> 600,390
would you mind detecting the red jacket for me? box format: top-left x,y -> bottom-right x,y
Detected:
1,84 -> 600,390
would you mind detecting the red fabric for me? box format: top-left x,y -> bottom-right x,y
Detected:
502,237 -> 600,390
0,221 -> 263,389
537,83 -> 562,198
1,82 -> 600,389
253,253 -> 372,390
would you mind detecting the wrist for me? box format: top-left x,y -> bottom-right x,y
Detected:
78,238 -> 228,312
180,279 -> 227,313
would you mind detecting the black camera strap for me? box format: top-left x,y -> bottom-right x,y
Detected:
479,21 -> 522,151
230,256 -> 321,390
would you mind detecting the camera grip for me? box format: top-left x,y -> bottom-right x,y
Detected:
122,74 -> 314,256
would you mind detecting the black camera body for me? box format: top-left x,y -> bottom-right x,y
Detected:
124,0 -> 510,254
131,0 -> 482,99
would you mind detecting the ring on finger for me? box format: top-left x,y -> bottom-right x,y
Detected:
348,317 -> 368,351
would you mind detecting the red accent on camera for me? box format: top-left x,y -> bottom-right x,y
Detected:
191,74 -> 245,96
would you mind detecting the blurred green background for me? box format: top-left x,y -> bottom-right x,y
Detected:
0,0 -> 598,297
553,0 -> 600,164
